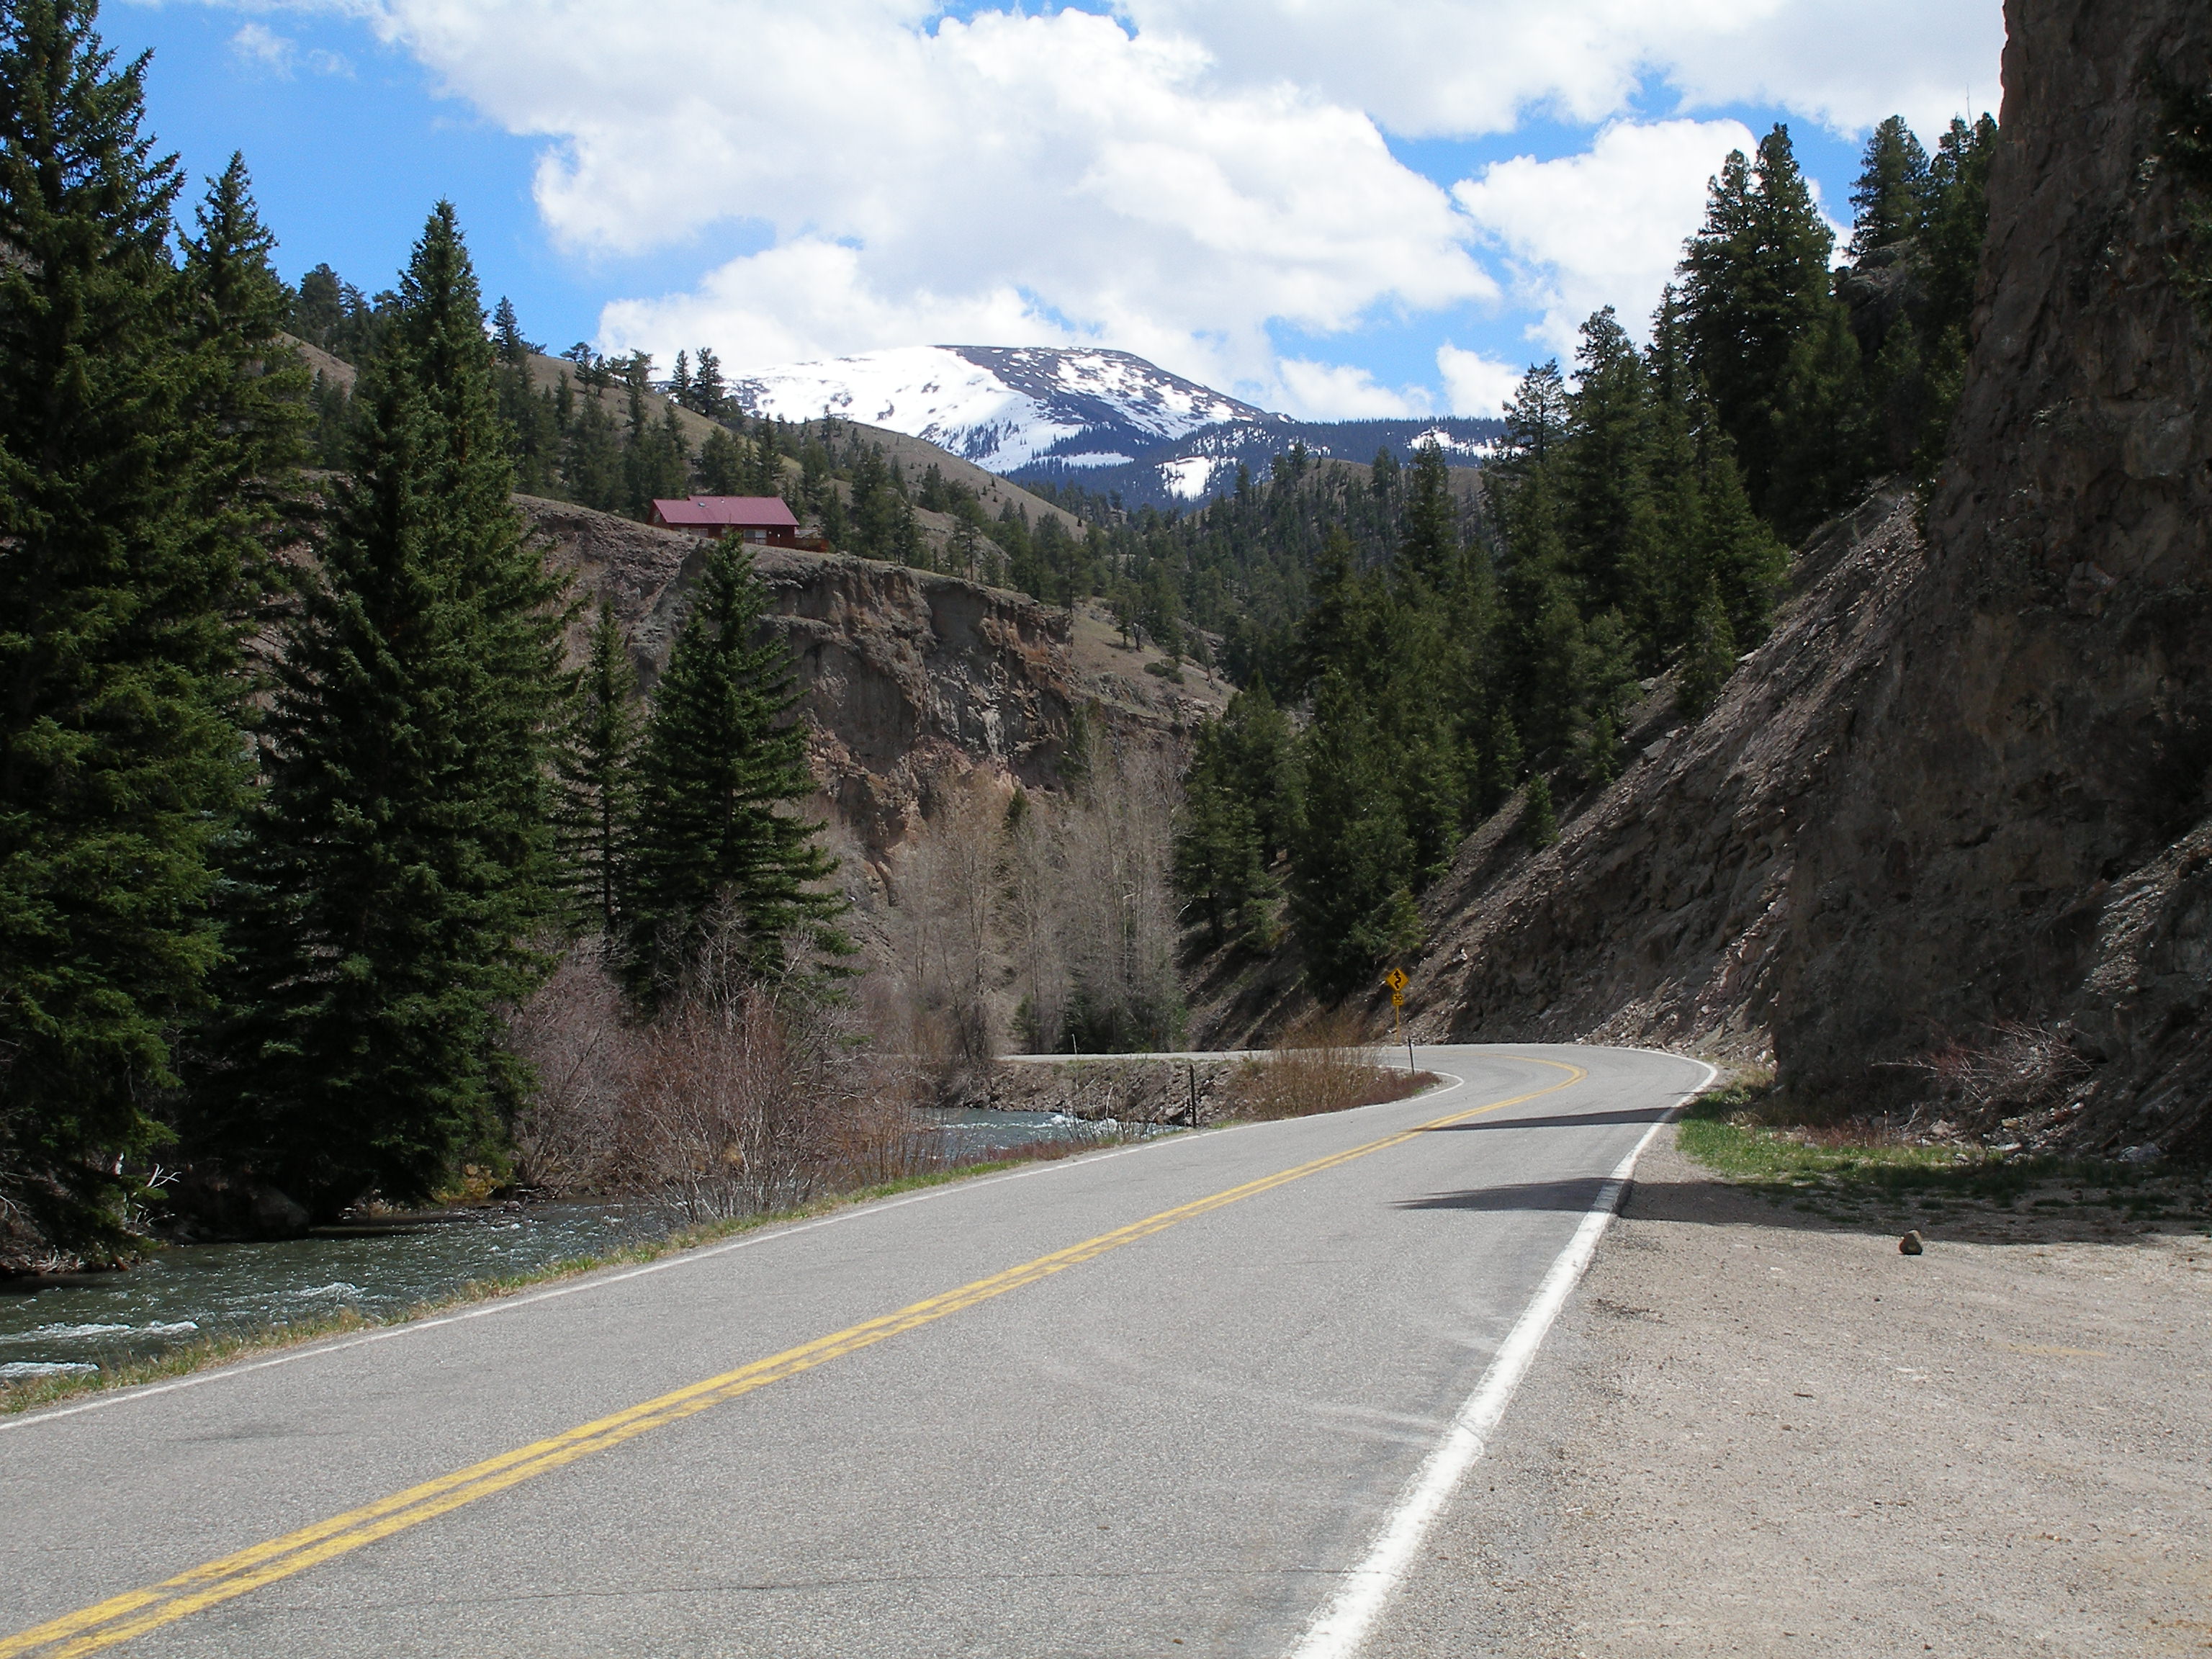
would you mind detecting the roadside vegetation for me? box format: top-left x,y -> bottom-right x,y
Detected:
1678,1074 -> 2211,1236
1222,1010 -> 1438,1121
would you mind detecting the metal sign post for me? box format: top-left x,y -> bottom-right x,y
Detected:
1384,968 -> 1412,1072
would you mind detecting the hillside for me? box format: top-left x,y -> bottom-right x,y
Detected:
1206,0 -> 2212,1164
518,495 -> 1223,877
511,350 -> 1085,541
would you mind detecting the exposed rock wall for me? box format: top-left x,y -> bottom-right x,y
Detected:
1774,0 -> 2212,1156
517,496 -> 1196,871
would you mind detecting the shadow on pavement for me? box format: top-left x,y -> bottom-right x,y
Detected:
1419,1108 -> 1670,1134
1395,1178 -> 1614,1213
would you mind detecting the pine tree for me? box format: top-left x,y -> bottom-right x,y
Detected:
203,203 -> 568,1213
1561,307 -> 1655,619
1848,117 -> 1931,260
1677,575 -> 1739,718
1520,774 -> 1557,849
622,539 -> 849,1004
1172,724 -> 1274,950
1288,673 -> 1421,1002
690,345 -> 726,419
1680,125 -> 1836,508
556,602 -> 639,937
697,425 -> 745,495
181,153 -> 309,608
490,295 -> 531,365
1395,439 -> 1457,591
0,0 -> 247,1254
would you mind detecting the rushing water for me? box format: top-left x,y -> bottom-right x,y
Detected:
0,1110 -> 1124,1379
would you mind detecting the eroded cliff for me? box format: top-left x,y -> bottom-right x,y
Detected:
517,495 -> 1219,873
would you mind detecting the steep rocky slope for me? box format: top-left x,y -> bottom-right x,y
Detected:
1775,0 -> 2212,1156
1223,0 -> 2212,1166
519,497 -> 1220,874
1185,484 -> 1925,1061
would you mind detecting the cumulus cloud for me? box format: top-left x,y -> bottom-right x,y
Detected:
1453,118 -> 1757,352
358,0 -> 1493,401
1274,359 -> 1432,420
1435,346 -> 1524,418
1125,0 -> 2002,142
213,0 -> 2002,415
228,20 -> 353,78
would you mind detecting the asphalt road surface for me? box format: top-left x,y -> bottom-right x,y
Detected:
2,1044 -> 1710,1659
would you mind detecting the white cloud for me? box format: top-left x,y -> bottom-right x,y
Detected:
227,20 -> 354,78
1123,0 -> 2002,142
1274,359 -> 1431,420
215,0 -> 2003,416
1453,118 -> 1756,352
1435,346 -> 1524,418
228,22 -> 295,72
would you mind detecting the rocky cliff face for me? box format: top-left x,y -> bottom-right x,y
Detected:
516,496 -> 1213,873
1775,0 -> 2212,1157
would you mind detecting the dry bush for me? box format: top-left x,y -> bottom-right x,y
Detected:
880,778 -> 1006,1090
506,943 -> 635,1195
1900,1020 -> 2090,1126
506,917 -> 927,1219
1226,1007 -> 1428,1121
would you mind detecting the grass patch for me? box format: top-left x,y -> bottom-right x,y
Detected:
1676,1077 -> 2211,1229
0,1143 -> 1149,1419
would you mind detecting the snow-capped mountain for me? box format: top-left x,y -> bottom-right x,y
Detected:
729,345 -> 1272,475
729,345 -> 1504,508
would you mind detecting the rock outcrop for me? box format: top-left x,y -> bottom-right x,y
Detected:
1774,0 -> 2212,1157
518,496 -> 1211,871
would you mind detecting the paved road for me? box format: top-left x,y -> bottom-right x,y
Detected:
1,1044 -> 1709,1659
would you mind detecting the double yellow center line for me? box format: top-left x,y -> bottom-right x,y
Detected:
5,1058 -> 1583,1658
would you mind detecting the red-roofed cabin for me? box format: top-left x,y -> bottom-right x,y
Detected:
649,495 -> 801,546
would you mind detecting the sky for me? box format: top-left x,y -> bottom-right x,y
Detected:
111,0 -> 2005,421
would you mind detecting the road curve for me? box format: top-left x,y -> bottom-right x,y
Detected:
1,1044 -> 1710,1659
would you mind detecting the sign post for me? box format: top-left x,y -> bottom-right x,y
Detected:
1384,968 -> 1412,1073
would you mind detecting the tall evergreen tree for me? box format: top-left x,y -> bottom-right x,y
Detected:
1395,439 -> 1457,591
1680,125 -> 1835,509
181,152 -> 309,603
204,203 -> 567,1213
0,0 -> 246,1254
1288,673 -> 1421,1002
556,601 -> 639,938
1848,116 -> 1931,259
621,539 -> 848,1004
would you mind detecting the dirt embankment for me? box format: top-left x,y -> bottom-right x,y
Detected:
1369,1128 -> 2212,1658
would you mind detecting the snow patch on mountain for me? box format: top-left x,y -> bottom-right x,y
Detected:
729,345 -> 1269,475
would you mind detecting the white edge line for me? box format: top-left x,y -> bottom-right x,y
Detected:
1,1061 -> 1480,1437
1285,1054 -> 1719,1659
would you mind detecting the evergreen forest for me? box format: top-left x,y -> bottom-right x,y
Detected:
0,0 -> 1998,1266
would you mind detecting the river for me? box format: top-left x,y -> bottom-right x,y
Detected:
1,1110 -> 1133,1380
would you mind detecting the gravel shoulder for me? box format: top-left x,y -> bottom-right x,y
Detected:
1368,1126 -> 2212,1658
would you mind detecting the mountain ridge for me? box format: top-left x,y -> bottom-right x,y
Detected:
729,343 -> 1502,508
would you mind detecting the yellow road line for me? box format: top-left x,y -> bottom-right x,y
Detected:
5,1058 -> 1585,1658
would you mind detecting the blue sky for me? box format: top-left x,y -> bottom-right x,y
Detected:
112,1 -> 2004,418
